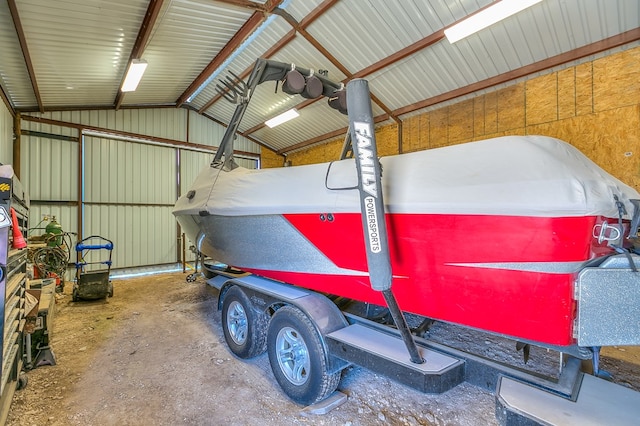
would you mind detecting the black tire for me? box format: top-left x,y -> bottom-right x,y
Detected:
267,305 -> 341,406
221,286 -> 268,359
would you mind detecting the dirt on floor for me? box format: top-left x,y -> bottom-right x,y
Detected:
6,272 -> 640,426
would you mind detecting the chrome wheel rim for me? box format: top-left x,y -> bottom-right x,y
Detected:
227,300 -> 248,345
275,326 -> 310,385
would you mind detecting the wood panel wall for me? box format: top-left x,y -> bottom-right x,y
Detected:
266,45 -> 640,190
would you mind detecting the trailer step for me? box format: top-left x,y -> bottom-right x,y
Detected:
326,323 -> 465,394
496,374 -> 640,426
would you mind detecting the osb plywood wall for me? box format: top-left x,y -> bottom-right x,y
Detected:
264,45 -> 640,190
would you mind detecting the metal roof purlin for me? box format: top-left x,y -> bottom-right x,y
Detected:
7,0 -> 43,112
114,0 -> 166,110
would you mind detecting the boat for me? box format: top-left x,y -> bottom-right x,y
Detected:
173,59 -> 640,353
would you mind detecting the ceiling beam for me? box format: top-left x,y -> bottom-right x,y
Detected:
7,0 -> 43,112
211,0 -> 269,11
176,1 -> 284,108
197,29 -> 296,114
114,0 -> 165,110
16,103 -> 177,113
352,30 -> 446,79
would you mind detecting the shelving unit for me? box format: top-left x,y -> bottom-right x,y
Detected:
0,165 -> 29,424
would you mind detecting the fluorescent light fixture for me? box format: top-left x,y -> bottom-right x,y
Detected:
444,0 -> 543,43
265,108 -> 299,128
121,59 -> 148,92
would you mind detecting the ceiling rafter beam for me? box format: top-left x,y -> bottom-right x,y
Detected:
114,0 -> 165,110
211,0 -> 270,12
280,27 -> 640,156
197,29 -> 296,113
16,103 -> 177,113
7,0 -> 43,112
176,0 -> 284,108
352,30 -> 445,79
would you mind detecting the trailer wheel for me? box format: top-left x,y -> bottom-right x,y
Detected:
221,286 -> 267,359
267,305 -> 340,405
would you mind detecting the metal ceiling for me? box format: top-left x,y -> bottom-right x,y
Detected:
1,0 -> 639,155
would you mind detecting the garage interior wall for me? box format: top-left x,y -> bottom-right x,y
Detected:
17,108 -> 259,272
0,101 -> 12,165
285,44 -> 640,191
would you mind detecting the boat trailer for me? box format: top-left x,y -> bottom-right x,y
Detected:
205,264 -> 640,425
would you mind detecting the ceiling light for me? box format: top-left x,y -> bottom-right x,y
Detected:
444,0 -> 543,44
121,59 -> 148,92
265,108 -> 299,128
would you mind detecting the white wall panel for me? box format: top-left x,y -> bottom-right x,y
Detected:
31,108 -> 189,142
83,204 -> 177,270
187,110 -> 259,154
179,150 -> 211,195
18,107 -> 261,271
20,135 -> 78,202
179,149 -> 258,197
0,102 -> 12,165
188,111 -> 225,147
83,136 -> 176,204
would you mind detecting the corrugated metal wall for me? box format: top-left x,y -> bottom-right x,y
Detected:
19,108 -> 259,271
0,102 -> 12,165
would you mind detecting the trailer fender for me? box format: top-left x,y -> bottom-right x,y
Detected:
215,274 -> 350,374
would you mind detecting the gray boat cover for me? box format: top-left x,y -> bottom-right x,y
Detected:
173,135 -> 639,219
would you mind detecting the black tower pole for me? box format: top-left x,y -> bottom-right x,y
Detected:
346,79 -> 423,364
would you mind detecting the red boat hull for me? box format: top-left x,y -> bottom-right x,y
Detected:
240,213 -> 611,346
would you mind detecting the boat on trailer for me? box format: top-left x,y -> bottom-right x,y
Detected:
174,58 -> 640,424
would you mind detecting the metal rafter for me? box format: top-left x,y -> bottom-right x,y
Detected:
198,29 -> 297,114
175,0 -> 284,108
114,0 -> 165,110
7,0 -> 43,112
